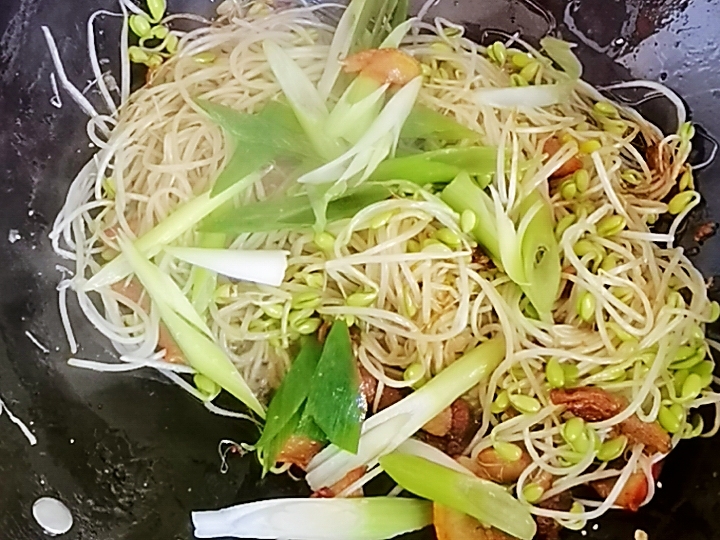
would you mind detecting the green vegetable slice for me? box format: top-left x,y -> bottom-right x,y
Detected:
370,147 -> 497,185
401,105 -> 480,141
441,172 -> 500,259
540,36 -> 583,80
201,184 -> 392,234
305,320 -> 364,453
118,238 -> 265,417
198,100 -> 313,195
380,453 -> 536,540
256,337 -> 323,469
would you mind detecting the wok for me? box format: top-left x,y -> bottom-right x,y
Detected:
1,0 -> 719,538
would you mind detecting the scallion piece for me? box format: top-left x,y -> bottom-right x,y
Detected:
118,238 -> 265,417
305,320 -> 364,453
257,337 -> 323,470
200,184 -> 392,234
85,169 -> 263,291
165,247 -> 288,287
306,337 -> 505,490
370,147 -> 497,185
379,453 -> 536,540
192,497 -> 432,540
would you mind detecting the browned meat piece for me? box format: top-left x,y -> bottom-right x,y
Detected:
616,415 -> 671,455
275,435 -> 323,470
535,491 -> 573,540
591,471 -> 648,512
461,447 -> 532,484
343,48 -> 421,86
111,277 -> 185,364
433,504 -> 513,540
446,398 -> 476,456
645,142 -> 662,173
551,387 -> 671,454
419,399 -> 477,456
549,387 -> 625,422
311,466 -> 366,498
535,517 -> 561,540
544,137 -> 583,179
423,406 -> 453,437
694,221 -> 718,243
358,367 -> 408,413
359,366 -> 378,408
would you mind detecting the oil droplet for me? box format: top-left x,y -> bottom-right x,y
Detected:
32,497 -> 73,536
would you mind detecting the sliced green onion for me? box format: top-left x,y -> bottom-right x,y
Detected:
263,40 -> 344,160
540,37 -> 582,80
298,77 -> 423,185
192,497 -> 432,540
379,453 -> 536,540
306,337 -> 505,490
119,239 -> 264,417
201,184 -> 392,234
474,84 -> 573,109
305,320 -> 364,453
369,146 -> 497,185
400,105 -> 479,141
86,169 -> 263,291
257,337 -> 323,470
166,247 -> 288,287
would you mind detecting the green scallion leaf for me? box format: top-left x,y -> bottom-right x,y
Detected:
400,105 -> 480,141
256,337 -> 323,468
118,238 -> 265,418
369,146 -> 497,185
198,100 -> 314,196
200,184 -> 392,234
441,172 -> 500,260
379,453 -> 536,540
305,320 -> 364,453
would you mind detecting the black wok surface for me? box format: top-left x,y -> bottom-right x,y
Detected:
1,0 -> 720,538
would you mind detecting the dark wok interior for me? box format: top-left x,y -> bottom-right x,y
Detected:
2,0 -> 720,538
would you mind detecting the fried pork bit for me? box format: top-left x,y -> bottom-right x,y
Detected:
694,221 -> 718,243
535,492 -> 573,540
343,48 -> 421,86
275,435 -> 323,470
311,466 -> 366,498
616,415 -> 671,455
550,386 -> 671,454
423,406 -> 453,437
111,277 -> 186,364
591,471 -> 649,512
358,366 -> 408,413
549,387 -> 624,422
421,398 -> 476,456
543,137 -> 583,179
460,447 -> 533,484
433,504 -> 513,540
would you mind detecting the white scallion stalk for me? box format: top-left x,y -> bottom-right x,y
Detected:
191,497 -> 432,540
306,337 -> 505,490
380,18 -> 415,48
262,40 -> 344,160
85,171 -> 262,291
316,0 -> 373,100
326,80 -> 389,145
166,247 -> 288,287
474,84 -> 573,109
298,77 -> 423,185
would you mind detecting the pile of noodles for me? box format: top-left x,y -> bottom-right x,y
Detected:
49,0 -> 720,525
